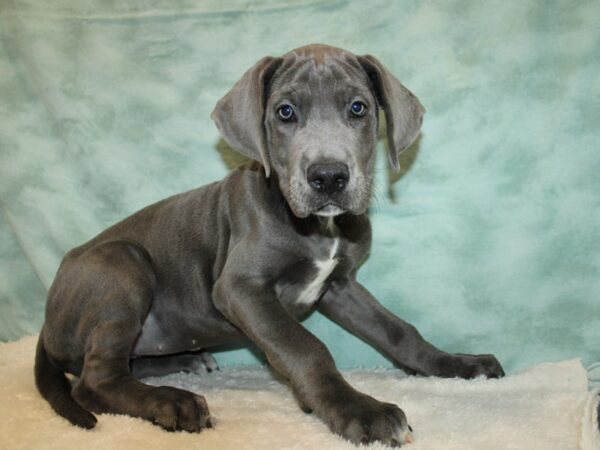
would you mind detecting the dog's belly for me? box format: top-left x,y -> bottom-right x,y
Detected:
133,302 -> 244,356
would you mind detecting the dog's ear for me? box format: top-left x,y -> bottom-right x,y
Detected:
211,56 -> 283,178
357,55 -> 425,172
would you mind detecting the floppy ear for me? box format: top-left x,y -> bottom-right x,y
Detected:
357,55 -> 425,172
211,56 -> 283,178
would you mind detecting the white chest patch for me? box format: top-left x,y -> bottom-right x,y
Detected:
296,238 -> 339,305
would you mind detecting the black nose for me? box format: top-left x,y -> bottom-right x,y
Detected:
307,162 -> 350,194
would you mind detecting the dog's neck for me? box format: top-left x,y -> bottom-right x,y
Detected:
318,216 -> 338,236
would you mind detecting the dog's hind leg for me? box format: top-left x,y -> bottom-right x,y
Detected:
65,241 -> 211,432
72,322 -> 211,432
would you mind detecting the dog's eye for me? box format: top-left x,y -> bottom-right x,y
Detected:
277,104 -> 295,121
350,101 -> 367,117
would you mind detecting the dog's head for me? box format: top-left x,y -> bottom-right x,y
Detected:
212,44 -> 424,218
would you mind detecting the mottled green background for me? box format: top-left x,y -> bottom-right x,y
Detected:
1,0 -> 598,372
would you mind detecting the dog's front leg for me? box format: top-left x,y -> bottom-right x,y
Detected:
213,274 -> 413,446
318,279 -> 505,379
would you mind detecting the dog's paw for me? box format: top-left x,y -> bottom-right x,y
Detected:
147,386 -> 212,432
193,351 -> 220,373
324,393 -> 413,447
433,353 -> 505,379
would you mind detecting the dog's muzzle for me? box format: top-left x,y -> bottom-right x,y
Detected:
306,162 -> 350,217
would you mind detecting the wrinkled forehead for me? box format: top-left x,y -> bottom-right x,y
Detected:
268,49 -> 373,104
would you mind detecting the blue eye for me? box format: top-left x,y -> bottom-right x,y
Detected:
350,101 -> 367,117
277,104 -> 295,121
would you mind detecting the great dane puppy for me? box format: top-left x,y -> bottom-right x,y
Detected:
35,44 -> 504,447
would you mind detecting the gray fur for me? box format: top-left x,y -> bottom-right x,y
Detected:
35,44 -> 503,447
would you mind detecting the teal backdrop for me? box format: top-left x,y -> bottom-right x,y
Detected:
1,0 -> 598,373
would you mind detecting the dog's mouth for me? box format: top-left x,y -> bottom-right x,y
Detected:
313,202 -> 345,217
282,176 -> 371,219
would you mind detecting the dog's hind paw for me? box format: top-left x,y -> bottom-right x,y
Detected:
194,351 -> 220,373
149,386 -> 211,432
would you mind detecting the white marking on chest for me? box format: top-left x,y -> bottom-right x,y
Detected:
296,238 -> 339,305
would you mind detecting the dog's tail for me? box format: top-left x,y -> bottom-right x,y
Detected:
34,331 -> 97,429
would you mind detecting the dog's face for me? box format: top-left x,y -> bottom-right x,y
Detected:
265,48 -> 378,217
212,44 -> 425,218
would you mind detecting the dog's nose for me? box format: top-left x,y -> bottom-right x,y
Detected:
307,163 -> 350,194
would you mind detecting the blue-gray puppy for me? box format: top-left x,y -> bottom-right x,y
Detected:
35,44 -> 504,447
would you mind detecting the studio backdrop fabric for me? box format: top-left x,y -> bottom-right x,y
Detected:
0,0 -> 599,373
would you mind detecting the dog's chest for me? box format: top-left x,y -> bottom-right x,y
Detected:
296,238 -> 339,305
276,238 -> 340,312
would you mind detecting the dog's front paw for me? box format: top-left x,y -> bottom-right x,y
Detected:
324,392 -> 413,447
433,353 -> 505,379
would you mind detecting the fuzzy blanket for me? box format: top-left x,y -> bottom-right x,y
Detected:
1,336 -> 598,450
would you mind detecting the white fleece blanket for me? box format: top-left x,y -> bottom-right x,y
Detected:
1,336 -> 598,450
